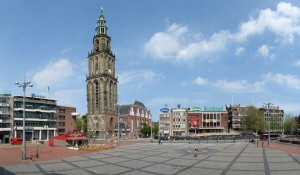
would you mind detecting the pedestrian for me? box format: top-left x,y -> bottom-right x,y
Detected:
194,149 -> 198,157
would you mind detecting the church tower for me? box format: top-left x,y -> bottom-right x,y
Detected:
86,8 -> 118,138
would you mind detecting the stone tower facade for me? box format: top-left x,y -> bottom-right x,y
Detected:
86,9 -> 118,138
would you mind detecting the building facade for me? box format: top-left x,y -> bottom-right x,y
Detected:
170,107 -> 188,136
13,95 -> 57,141
226,105 -> 248,132
188,106 -> 228,134
0,91 -> 13,143
86,9 -> 118,138
57,106 -> 80,135
259,106 -> 284,136
159,112 -> 171,137
159,105 -> 229,137
118,101 -> 152,138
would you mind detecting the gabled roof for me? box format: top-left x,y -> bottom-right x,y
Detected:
134,100 -> 145,108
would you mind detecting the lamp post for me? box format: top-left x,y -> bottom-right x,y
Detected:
150,118 -> 153,140
15,80 -> 33,160
263,102 -> 273,146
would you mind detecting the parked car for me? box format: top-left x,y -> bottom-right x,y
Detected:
260,137 -> 267,141
11,138 -> 22,145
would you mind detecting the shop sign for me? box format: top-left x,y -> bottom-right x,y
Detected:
192,106 -> 201,111
160,108 -> 169,113
203,106 -> 224,112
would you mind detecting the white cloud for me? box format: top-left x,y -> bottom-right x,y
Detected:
144,2 -> 300,64
144,23 -> 230,63
235,2 -> 300,43
176,31 -> 229,62
144,23 -> 186,60
118,70 -> 164,87
213,79 -> 264,93
235,47 -> 245,56
294,60 -> 300,66
256,44 -> 275,59
193,76 -> 208,86
263,72 -> 300,90
32,58 -> 74,88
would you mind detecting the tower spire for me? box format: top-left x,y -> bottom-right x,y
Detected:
95,7 -> 108,35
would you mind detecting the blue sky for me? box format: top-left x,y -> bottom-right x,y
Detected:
1,0 -> 300,121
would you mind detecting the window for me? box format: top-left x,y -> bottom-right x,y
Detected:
58,116 -> 65,120
58,122 -> 65,126
58,109 -> 65,113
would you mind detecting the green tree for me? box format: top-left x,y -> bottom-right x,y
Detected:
152,123 -> 159,136
76,114 -> 87,134
284,114 -> 298,135
242,106 -> 265,134
140,123 -> 151,137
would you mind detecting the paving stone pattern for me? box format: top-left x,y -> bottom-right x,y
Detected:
1,142 -> 300,175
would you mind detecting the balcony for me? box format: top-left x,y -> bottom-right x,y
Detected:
0,111 -> 10,115
0,103 -> 9,107
0,119 -> 11,123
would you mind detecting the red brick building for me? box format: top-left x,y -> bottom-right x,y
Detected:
56,106 -> 80,135
118,101 -> 152,138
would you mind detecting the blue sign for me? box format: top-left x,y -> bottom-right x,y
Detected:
160,108 -> 169,113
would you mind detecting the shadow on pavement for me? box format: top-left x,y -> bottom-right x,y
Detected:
0,167 -> 15,175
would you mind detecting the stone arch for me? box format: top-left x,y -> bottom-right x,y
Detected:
100,38 -> 106,50
110,117 -> 114,132
94,39 -> 99,52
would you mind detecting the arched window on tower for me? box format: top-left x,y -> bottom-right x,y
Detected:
94,39 -> 99,52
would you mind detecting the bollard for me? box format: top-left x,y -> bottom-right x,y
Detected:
257,141 -> 259,147
262,141 -> 264,147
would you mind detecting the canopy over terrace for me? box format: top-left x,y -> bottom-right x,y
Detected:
49,130 -> 90,148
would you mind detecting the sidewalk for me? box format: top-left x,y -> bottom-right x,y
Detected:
0,141 -> 133,166
0,140 -> 298,167
1,142 -> 300,175
269,141 -> 300,155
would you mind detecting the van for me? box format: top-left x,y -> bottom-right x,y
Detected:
11,138 -> 22,145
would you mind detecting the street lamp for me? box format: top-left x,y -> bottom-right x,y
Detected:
263,102 -> 273,146
150,118 -> 153,140
15,80 -> 33,160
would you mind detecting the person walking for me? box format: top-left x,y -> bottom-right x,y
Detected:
194,149 -> 198,157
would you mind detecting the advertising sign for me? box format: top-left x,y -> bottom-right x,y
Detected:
160,108 -> 169,113
203,106 -> 224,112
192,106 -> 201,111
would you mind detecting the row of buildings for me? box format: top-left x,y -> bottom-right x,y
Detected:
0,91 -> 79,144
159,104 -> 286,137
